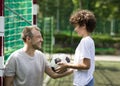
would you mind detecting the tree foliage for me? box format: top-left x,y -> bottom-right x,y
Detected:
37,0 -> 74,30
90,0 -> 120,20
37,0 -> 120,31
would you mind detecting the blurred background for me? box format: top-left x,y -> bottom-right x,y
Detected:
37,0 -> 120,56
4,0 -> 120,60
3,0 -> 120,86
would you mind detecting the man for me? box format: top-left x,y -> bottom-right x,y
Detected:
4,26 -> 72,86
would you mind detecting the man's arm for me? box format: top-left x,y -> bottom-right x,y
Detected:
45,66 -> 73,79
4,76 -> 14,86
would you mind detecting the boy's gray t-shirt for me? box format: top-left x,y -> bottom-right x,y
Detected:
4,48 -> 49,86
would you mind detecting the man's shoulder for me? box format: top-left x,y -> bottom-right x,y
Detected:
12,48 -> 22,54
9,48 -> 23,58
35,50 -> 45,57
35,50 -> 43,54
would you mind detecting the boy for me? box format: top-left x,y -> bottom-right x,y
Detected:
56,9 -> 96,86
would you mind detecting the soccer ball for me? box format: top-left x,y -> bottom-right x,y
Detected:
50,54 -> 70,73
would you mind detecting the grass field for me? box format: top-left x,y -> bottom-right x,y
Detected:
45,61 -> 120,86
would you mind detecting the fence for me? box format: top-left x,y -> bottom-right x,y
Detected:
42,17 -> 54,54
95,19 -> 120,35
4,0 -> 32,61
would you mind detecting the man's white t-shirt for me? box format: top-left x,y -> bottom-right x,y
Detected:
73,36 -> 95,86
4,48 -> 49,86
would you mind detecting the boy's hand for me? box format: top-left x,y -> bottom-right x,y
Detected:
55,62 -> 68,73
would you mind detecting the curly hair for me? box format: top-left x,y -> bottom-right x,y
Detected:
69,9 -> 96,33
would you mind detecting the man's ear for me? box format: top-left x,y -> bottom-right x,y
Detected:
26,36 -> 31,41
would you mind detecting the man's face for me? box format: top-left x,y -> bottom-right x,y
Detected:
30,29 -> 43,50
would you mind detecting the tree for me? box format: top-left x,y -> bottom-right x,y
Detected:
89,0 -> 120,35
37,0 -> 74,31
37,0 -> 120,34
90,0 -> 120,20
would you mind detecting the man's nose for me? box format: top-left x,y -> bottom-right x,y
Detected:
41,37 -> 43,42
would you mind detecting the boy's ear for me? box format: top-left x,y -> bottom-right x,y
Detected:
83,24 -> 86,27
83,24 -> 86,28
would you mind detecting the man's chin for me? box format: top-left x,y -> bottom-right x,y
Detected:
36,47 -> 42,51
33,47 -> 41,51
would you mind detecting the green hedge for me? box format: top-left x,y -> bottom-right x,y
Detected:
54,33 -> 120,55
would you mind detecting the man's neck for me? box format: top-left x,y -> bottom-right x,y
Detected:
23,45 -> 35,57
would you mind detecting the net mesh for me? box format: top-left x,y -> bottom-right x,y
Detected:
4,0 -> 32,61
43,17 -> 53,54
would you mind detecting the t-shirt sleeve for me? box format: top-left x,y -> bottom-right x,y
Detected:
43,55 -> 50,67
80,39 -> 92,59
38,51 -> 50,67
4,54 -> 16,76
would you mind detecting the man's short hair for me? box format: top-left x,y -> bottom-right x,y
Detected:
21,26 -> 40,42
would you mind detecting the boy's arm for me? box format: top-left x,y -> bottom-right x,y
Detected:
56,58 -> 90,73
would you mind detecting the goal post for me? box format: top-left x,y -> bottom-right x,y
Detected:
0,0 -> 4,85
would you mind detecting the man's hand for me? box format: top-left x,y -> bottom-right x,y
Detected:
55,62 -> 68,73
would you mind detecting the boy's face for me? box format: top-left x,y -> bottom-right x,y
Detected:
74,24 -> 85,37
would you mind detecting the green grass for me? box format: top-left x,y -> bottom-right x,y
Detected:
45,61 -> 120,86
94,61 -> 120,86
